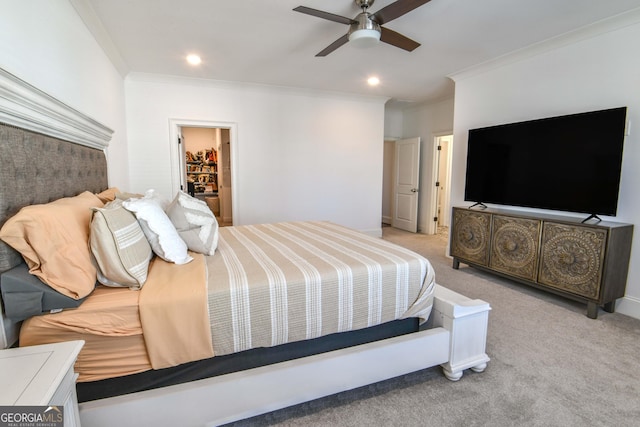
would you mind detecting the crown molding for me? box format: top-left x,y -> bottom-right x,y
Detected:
69,0 -> 130,78
126,72 -> 390,105
0,67 -> 113,149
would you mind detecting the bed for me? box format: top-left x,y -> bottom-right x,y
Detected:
0,67 -> 490,426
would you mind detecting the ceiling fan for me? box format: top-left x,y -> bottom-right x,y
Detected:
293,0 -> 432,56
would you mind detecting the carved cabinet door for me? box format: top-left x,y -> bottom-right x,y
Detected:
538,222 -> 607,299
489,215 -> 541,281
451,208 -> 491,266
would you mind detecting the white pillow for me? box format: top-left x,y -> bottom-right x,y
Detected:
166,191 -> 219,255
141,189 -> 170,209
123,190 -> 193,265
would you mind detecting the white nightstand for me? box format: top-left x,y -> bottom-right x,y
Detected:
0,340 -> 84,427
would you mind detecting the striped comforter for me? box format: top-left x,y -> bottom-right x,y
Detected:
205,221 -> 435,356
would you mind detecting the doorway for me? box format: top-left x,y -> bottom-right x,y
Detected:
431,133 -> 453,235
382,137 -> 421,233
169,119 -> 236,226
382,139 -> 396,226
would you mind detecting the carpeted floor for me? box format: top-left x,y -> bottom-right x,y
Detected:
229,227 -> 640,427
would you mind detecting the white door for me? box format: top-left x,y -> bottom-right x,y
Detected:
392,137 -> 421,232
434,135 -> 453,229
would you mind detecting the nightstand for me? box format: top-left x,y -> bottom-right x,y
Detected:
0,340 -> 84,427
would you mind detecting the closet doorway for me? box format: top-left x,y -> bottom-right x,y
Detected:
430,133 -> 453,235
169,119 -> 236,226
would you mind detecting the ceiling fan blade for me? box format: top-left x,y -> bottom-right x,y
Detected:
316,34 -> 350,57
372,0 -> 432,25
293,6 -> 354,25
380,27 -> 420,52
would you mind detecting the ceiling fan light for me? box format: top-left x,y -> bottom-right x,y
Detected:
348,29 -> 381,48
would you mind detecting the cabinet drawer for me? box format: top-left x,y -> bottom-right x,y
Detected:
490,215 -> 541,281
451,208 -> 491,266
538,222 -> 607,299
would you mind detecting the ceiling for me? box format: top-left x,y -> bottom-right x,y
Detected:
78,0 -> 640,104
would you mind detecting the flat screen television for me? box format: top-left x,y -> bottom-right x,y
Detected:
464,107 -> 627,218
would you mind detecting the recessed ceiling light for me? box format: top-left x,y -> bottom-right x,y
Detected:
367,76 -> 380,86
186,54 -> 202,65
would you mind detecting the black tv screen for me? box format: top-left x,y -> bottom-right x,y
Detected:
464,107 -> 627,216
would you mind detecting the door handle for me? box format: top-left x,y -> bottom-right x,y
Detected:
411,188 -> 419,193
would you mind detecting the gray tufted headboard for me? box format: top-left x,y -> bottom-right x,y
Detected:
0,67 -> 113,348
0,123 -> 108,273
0,123 -> 108,348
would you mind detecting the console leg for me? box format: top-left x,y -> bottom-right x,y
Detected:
587,302 -> 599,319
603,300 -> 616,313
452,258 -> 460,270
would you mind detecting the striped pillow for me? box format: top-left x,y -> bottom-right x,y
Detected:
166,191 -> 219,256
90,199 -> 153,289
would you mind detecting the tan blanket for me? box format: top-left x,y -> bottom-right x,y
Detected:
19,253 -> 213,379
19,285 -> 151,382
139,252 -> 213,369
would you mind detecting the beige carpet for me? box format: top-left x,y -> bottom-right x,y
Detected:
230,227 -> 640,427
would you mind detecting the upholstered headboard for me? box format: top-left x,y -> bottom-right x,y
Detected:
0,123 -> 108,272
0,67 -> 113,347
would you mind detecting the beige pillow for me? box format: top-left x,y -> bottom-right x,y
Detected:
166,191 -> 219,256
0,191 -> 103,299
95,187 -> 120,203
90,199 -> 153,289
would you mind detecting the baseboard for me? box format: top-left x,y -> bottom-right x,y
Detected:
382,215 -> 392,225
615,295 -> 640,320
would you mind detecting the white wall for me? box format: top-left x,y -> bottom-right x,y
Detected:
0,1 -> 128,189
383,103 -> 404,138
124,74 -> 387,234
182,127 -> 218,153
400,98 -> 455,233
450,16 -> 640,319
